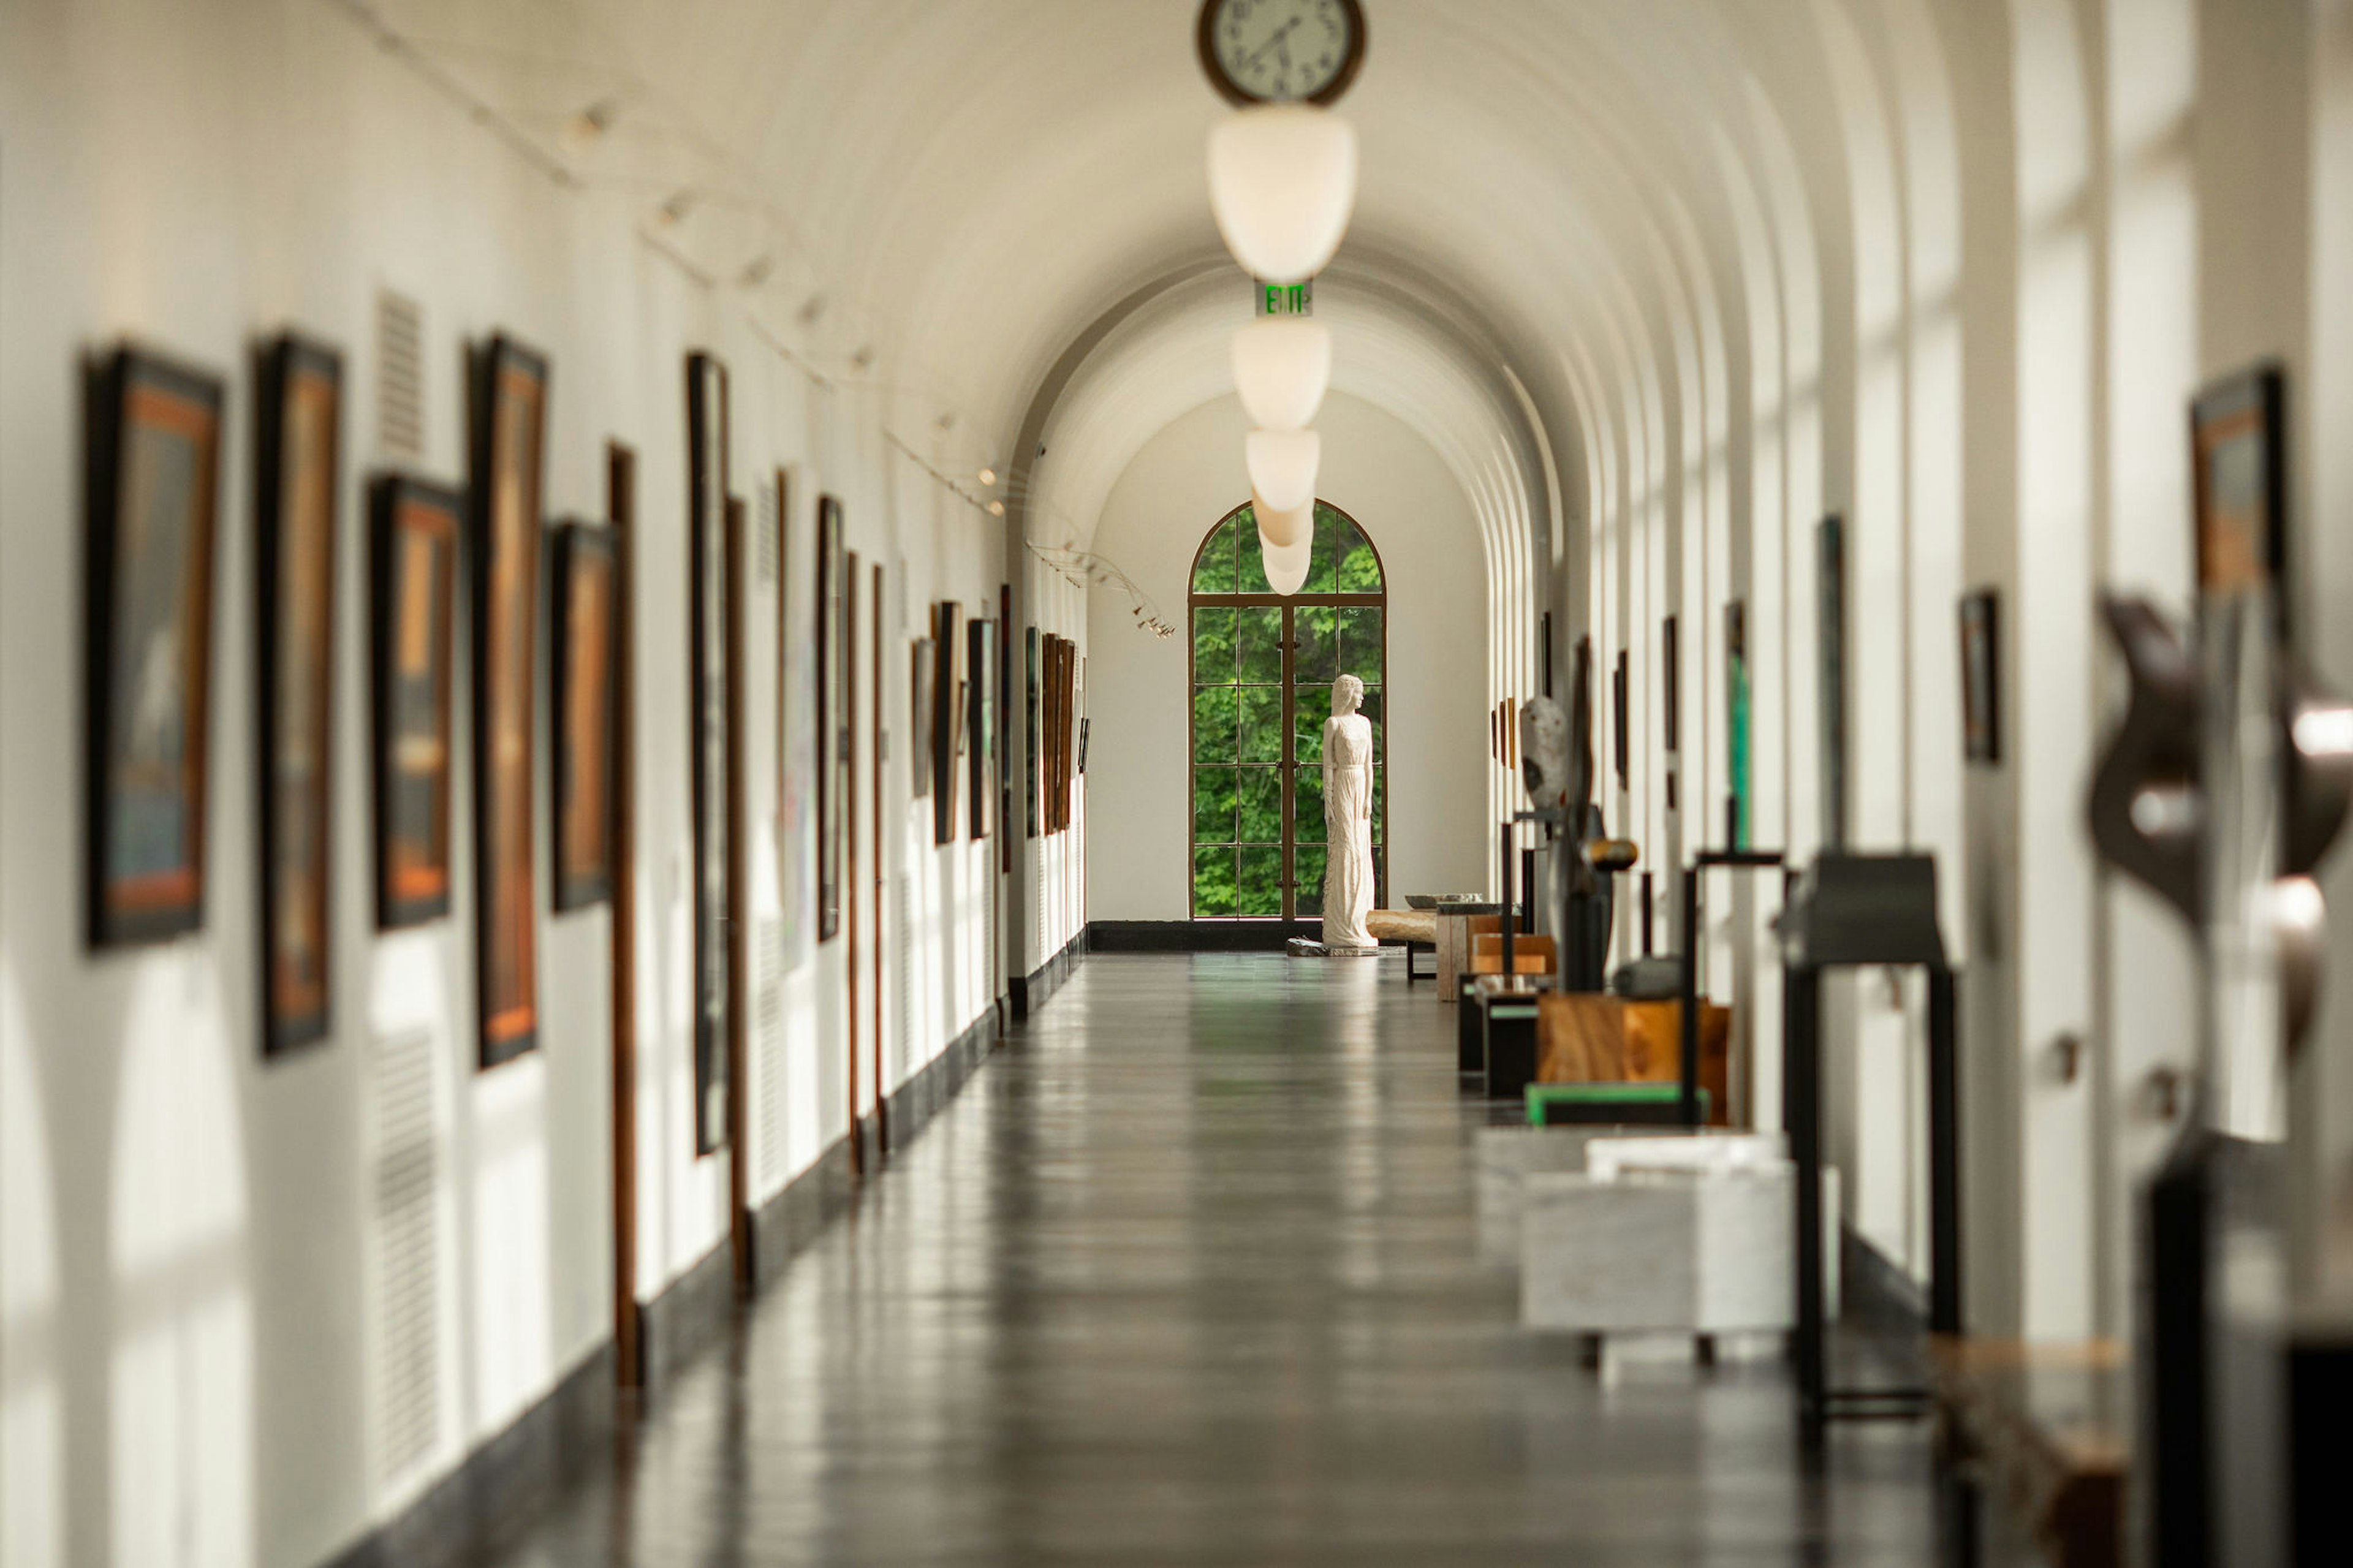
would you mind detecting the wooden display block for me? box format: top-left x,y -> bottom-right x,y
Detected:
1471,933 -> 1556,975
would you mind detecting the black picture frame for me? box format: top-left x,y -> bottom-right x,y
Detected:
1612,649 -> 1629,791
1025,626 -> 1041,838
255,333 -> 342,1054
552,521 -> 618,912
686,351 -> 732,1154
968,618 -> 996,840
1960,588 -> 2001,765
2191,362 -> 2289,627
1662,614 -> 1680,754
1818,513 -> 1848,849
86,343 -> 225,949
369,474 -> 460,930
467,332 -> 547,1069
933,601 -> 962,845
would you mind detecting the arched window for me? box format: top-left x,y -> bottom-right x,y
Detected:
1189,501 -> 1387,922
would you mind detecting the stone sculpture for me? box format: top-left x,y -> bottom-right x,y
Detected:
1519,695 -> 1569,809
1322,674 -> 1377,947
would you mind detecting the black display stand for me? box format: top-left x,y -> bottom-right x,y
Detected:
1778,852 -> 1960,1446
1675,850 -> 1787,1127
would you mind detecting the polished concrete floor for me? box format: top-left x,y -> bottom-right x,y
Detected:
485,953 -> 1939,1566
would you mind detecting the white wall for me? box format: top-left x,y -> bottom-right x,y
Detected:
1083,392 -> 1490,922
0,3 -> 1004,1566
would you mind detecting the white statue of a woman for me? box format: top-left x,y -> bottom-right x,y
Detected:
1322,675 -> 1377,948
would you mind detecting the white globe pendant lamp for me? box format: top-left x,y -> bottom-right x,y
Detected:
1260,525 -> 1313,597
1232,318 -> 1330,432
1245,428 -> 1320,515
1207,105 -> 1359,284
1251,489 -> 1314,549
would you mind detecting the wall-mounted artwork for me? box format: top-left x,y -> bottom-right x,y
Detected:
2191,363 -> 2288,618
370,475 -> 459,929
998,590 -> 1014,868
254,334 -> 341,1053
932,601 -> 963,845
686,352 -> 732,1153
1662,615 -> 1679,754
817,496 -> 849,941
1612,650 -> 1629,792
1817,514 -> 1848,849
468,333 -> 546,1069
1078,716 -> 1090,776
1725,598 -> 1750,852
910,636 -> 938,798
1026,626 -> 1042,838
553,521 -> 618,911
968,618 -> 996,840
86,345 -> 224,949
1959,588 -> 2001,765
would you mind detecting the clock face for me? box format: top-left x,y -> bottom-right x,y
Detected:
1201,0 -> 1363,107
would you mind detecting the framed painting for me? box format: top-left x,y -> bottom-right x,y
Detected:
1040,634 -> 1063,833
1959,589 -> 2001,765
1817,514 -> 1848,849
369,475 -> 460,928
1725,598 -> 1750,852
968,617 -> 996,840
1026,626 -> 1041,838
816,495 -> 848,942
553,521 -> 618,912
254,335 -> 341,1053
1078,716 -> 1090,776
86,344 -> 224,949
932,601 -> 962,844
2191,363 -> 2287,621
686,352 -> 732,1154
910,636 -> 937,798
1612,650 -> 1629,791
1662,615 -> 1679,754
468,333 -> 547,1069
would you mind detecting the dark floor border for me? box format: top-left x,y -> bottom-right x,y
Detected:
323,1342 -> 615,1568
330,1005 -> 1012,1568
1842,1224 -> 1927,1332
1088,919 -> 1330,952
1011,926 -> 1088,1017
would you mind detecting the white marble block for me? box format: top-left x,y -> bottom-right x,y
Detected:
1476,1126 -> 1786,1268
1518,1161 -> 1796,1335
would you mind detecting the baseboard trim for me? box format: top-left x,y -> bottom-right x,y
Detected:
1841,1224 -> 1927,1331
1087,919 -> 1327,953
637,1228 -> 739,1389
322,1341 -> 615,1568
1011,926 -> 1088,1017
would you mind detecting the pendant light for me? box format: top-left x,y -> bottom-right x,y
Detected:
1245,428 -> 1320,515
1232,318 -> 1330,432
1260,525 -> 1313,596
1207,105 -> 1359,284
1251,490 -> 1314,549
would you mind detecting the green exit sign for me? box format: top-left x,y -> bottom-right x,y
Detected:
1254,279 -> 1314,317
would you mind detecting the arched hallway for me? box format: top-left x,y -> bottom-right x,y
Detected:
457,953 -> 1938,1567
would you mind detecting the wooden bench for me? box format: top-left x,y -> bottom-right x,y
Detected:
1365,908 -> 1438,983
1928,1336 -> 2128,1568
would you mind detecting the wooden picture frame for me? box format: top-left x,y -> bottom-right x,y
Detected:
468,333 -> 547,1069
86,344 -> 224,949
553,521 -> 618,911
687,352 -> 732,1154
932,601 -> 963,844
968,618 -> 996,840
910,636 -> 937,799
369,475 -> 460,929
1959,588 -> 2001,765
2191,363 -> 2289,618
1025,626 -> 1041,838
816,495 -> 849,941
255,334 -> 341,1053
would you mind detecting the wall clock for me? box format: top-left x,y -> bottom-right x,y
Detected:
1197,0 -> 1367,108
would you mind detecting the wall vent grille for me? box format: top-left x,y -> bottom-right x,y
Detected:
757,482 -> 780,586
376,289 -> 425,463
757,914 -> 784,1192
371,1025 -> 441,1489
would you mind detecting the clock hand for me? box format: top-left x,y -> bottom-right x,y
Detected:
1239,16 -> 1302,72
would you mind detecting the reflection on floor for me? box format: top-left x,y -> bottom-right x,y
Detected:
476,953 -> 1938,1566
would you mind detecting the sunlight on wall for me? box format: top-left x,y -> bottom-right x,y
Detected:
108,957 -> 252,1568
1,964 -> 63,1568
